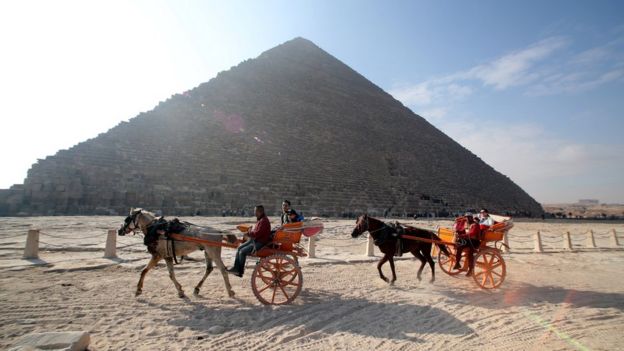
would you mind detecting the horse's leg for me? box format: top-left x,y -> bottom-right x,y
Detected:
136,255 -> 161,297
423,246 -> 436,283
165,257 -> 185,298
388,255 -> 397,285
194,250 -> 214,296
207,246 -> 235,298
411,250 -> 426,282
377,254 -> 390,283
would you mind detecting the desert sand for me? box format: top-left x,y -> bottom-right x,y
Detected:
1,217 -> 623,350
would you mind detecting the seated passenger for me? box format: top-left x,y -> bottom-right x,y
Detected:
288,209 -> 304,223
281,199 -> 303,224
478,208 -> 494,231
453,214 -> 481,276
228,205 -> 271,278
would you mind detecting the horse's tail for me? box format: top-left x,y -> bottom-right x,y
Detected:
430,232 -> 449,256
224,234 -> 238,244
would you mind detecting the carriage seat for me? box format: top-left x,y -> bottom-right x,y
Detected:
253,222 -> 304,258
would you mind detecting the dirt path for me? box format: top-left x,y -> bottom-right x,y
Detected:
1,251 -> 623,350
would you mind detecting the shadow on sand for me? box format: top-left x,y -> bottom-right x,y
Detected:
152,289 -> 474,342
439,281 -> 624,311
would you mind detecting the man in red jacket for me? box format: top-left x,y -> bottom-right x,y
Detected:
228,205 -> 272,277
453,214 -> 481,276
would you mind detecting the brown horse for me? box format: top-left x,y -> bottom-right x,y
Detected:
118,208 -> 237,298
351,214 -> 449,284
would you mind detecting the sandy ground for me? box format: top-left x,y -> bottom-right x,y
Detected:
1,217 -> 624,350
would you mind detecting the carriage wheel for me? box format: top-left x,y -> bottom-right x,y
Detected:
251,254 -> 303,305
472,249 -> 506,289
438,246 -> 467,276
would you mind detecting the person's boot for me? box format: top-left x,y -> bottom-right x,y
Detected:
227,267 -> 242,277
465,255 -> 474,276
453,251 -> 462,270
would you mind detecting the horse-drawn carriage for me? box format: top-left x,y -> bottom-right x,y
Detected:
435,215 -> 512,289
118,209 -> 323,306
351,214 -> 512,290
171,220 -> 323,305
234,221 -> 322,305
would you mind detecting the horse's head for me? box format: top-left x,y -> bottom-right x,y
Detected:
118,208 -> 155,236
351,214 -> 370,238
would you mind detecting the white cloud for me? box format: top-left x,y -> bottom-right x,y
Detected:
419,106 -> 448,120
390,82 -> 433,106
462,37 -> 568,90
391,34 -> 624,108
528,68 -> 624,95
390,37 -> 568,107
389,80 -> 473,107
437,119 -> 624,203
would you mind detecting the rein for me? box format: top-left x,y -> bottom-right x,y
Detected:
361,217 -> 391,236
362,217 -> 392,243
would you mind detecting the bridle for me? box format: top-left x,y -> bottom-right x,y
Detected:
356,215 -> 389,237
120,211 -> 144,235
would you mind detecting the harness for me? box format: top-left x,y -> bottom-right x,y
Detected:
360,217 -> 403,256
123,212 -> 189,264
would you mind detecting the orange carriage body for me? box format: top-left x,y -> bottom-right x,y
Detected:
435,215 -> 513,289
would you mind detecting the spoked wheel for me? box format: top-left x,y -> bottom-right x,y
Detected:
251,254 -> 303,305
438,245 -> 467,276
472,248 -> 506,289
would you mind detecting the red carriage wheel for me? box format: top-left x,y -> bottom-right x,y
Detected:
438,245 -> 467,276
472,248 -> 506,289
251,254 -> 303,305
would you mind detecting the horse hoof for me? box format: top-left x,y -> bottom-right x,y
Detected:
417,276 -> 422,282
178,292 -> 186,298
135,290 -> 142,297
389,281 -> 395,286
193,288 -> 200,296
228,290 -> 236,298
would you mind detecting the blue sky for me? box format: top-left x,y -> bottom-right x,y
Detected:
0,0 -> 623,203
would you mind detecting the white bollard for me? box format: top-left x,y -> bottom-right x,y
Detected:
587,230 -> 596,248
502,232 -> 510,253
534,231 -> 543,253
24,229 -> 40,259
366,235 -> 375,257
563,231 -> 573,250
307,236 -> 316,258
611,229 -> 620,247
104,229 -> 117,258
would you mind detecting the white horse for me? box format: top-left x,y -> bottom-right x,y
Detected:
118,208 -> 236,298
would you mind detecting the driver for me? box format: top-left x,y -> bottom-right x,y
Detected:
228,205 -> 271,277
453,213 -> 481,276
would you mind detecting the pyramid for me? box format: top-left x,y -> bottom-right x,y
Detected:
0,38 -> 543,217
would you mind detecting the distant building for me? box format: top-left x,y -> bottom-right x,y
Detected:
578,199 -> 599,205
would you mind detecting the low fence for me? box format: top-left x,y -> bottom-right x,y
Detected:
8,227 -> 624,260
508,229 -> 621,253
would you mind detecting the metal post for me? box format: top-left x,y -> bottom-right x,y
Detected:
24,229 -> 40,259
307,236 -> 316,258
534,231 -> 543,253
611,229 -> 620,247
366,234 -> 375,256
563,231 -> 573,250
587,230 -> 596,248
502,232 -> 510,253
104,229 -> 117,258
